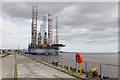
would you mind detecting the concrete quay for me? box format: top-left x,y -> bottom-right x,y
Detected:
16,54 -> 76,78
2,54 -> 15,78
1,54 -> 81,79
0,56 -> 2,79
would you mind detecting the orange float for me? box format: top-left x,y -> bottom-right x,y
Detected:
75,52 -> 83,63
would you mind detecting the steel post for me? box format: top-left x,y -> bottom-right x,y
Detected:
68,59 -> 70,71
62,58 -> 64,69
86,62 -> 88,77
100,63 -> 103,80
48,57 -> 49,64
51,57 -> 52,65
76,62 -> 78,74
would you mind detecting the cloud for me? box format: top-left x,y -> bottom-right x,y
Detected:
2,2 -> 78,19
1,2 -> 118,52
57,2 -> 118,45
1,16 -> 31,49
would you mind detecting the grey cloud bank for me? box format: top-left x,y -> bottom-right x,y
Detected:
1,2 -> 118,52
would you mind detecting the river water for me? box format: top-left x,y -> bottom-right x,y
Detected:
25,52 -> 118,78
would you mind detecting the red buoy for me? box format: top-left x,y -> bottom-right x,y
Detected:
75,52 -> 83,63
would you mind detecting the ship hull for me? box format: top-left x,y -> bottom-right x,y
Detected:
28,48 -> 59,55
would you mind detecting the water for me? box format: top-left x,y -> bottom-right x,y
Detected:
25,52 -> 118,78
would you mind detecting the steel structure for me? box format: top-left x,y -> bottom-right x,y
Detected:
38,32 -> 42,46
28,5 -> 65,55
42,16 -> 47,45
31,5 -> 37,48
56,17 -> 59,44
48,13 -> 53,45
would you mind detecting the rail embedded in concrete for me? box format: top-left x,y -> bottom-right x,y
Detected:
14,54 -> 17,80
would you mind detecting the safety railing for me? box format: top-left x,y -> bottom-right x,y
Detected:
25,54 -> 118,80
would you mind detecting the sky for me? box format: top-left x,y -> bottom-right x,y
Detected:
0,1 -> 118,52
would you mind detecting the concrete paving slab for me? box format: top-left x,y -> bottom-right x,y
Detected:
17,54 -> 76,78
2,54 -> 15,78
0,57 -> 2,79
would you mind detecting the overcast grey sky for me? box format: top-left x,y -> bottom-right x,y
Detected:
0,2 -> 118,52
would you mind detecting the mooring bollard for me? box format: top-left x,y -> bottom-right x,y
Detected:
85,62 -> 88,78
76,62 -> 78,74
68,59 -> 70,71
100,63 -> 103,80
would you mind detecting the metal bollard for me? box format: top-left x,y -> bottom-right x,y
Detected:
76,62 -> 78,74
68,59 -> 70,71
85,62 -> 88,78
100,63 -> 103,80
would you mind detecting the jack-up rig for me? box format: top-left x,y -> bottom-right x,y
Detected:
28,5 -> 65,55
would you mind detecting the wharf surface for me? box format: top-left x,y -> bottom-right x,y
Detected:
1,54 -> 79,79
2,54 -> 15,78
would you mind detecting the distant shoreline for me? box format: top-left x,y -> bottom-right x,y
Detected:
60,51 -> 118,54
